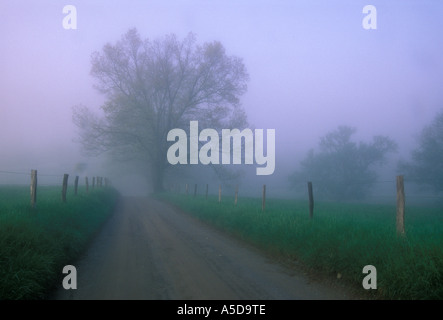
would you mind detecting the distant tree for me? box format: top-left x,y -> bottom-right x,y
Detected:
289,126 -> 397,200
73,29 -> 249,192
398,110 -> 443,193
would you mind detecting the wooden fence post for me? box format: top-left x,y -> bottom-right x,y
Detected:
62,174 -> 69,203
262,184 -> 266,211
92,177 -> 95,189
235,184 -> 238,205
30,169 -> 37,208
396,175 -> 406,236
186,184 -> 189,195
74,176 -> 79,195
205,184 -> 208,200
308,181 -> 314,219
194,184 -> 197,197
85,176 -> 89,193
218,185 -> 222,203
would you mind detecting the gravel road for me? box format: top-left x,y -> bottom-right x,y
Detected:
52,197 -> 360,300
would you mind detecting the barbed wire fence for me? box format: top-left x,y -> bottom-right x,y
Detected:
0,169 -> 111,207
0,170 -> 65,186
167,175 -> 442,237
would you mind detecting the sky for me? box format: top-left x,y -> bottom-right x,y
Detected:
1,0 -> 443,194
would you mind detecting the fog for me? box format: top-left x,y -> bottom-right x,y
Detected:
1,1 -> 443,199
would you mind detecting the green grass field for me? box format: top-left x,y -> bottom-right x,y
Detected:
157,193 -> 443,300
0,185 -> 119,300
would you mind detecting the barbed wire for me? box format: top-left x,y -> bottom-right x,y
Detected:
0,170 -> 30,175
0,170 -> 64,177
0,183 -> 63,187
175,179 -> 442,201
290,179 -> 396,186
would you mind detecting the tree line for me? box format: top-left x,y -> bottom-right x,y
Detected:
288,114 -> 443,201
73,28 -> 443,200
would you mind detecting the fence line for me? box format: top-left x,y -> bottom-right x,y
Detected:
0,169 -> 111,208
172,175 -> 442,237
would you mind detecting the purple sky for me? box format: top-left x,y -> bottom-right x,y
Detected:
1,1 -> 443,193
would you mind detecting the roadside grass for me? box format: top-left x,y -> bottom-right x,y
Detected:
157,193 -> 443,300
0,185 -> 119,300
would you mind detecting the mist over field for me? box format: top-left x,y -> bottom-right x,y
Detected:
1,1 -> 443,302
1,0 -> 443,201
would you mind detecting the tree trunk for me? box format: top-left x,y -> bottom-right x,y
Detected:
151,162 -> 165,193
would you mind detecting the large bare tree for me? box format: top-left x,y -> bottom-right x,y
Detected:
73,29 -> 249,192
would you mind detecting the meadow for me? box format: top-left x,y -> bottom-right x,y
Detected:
157,193 -> 443,300
0,185 -> 119,299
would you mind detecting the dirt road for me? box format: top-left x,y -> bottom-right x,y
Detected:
52,197 -> 358,300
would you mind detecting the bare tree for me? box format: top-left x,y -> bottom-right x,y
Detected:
73,29 -> 249,192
